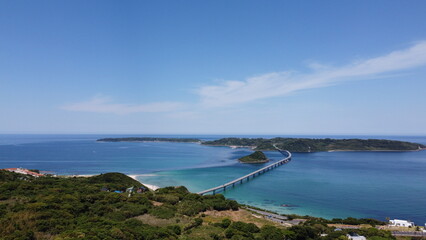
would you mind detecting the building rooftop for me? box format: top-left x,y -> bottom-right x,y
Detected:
3,168 -> 44,177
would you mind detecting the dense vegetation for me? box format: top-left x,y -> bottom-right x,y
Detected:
97,137 -> 201,143
239,151 -> 269,163
0,171 -> 237,239
0,170 -> 396,239
203,137 -> 425,152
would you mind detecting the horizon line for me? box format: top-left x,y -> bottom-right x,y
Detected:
1,132 -> 425,136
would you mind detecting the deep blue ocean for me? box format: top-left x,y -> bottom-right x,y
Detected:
1,134 -> 425,224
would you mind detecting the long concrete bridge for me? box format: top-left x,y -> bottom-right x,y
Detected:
197,145 -> 292,195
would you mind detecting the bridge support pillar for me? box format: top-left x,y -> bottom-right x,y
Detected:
197,150 -> 291,196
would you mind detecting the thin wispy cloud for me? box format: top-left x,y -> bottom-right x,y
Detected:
61,41 -> 426,115
198,41 -> 426,107
62,96 -> 183,114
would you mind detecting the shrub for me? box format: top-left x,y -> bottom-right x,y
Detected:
149,205 -> 176,219
154,194 -> 180,205
229,221 -> 259,233
259,225 -> 284,240
167,225 -> 181,235
224,228 -> 254,239
203,194 -> 237,211
210,233 -> 223,240
220,218 -> 232,228
287,225 -> 319,240
177,200 -> 206,216
184,218 -> 203,231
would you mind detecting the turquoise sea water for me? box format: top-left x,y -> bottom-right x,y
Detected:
1,134 -> 425,224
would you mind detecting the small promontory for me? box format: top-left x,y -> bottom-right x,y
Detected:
239,151 -> 269,164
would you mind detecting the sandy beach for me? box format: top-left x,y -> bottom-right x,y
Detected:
128,174 -> 160,190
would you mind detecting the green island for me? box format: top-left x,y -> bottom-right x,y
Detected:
239,151 -> 269,164
0,170 -> 398,240
97,137 -> 201,143
97,137 -> 425,152
202,137 -> 426,152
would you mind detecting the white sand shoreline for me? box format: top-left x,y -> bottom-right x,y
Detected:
128,174 -> 160,191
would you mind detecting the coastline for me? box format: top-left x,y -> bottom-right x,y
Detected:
97,140 -> 201,144
3,135 -> 426,225
327,148 -> 426,152
209,144 -> 426,152
128,174 -> 160,191
238,159 -> 270,164
61,173 -> 160,191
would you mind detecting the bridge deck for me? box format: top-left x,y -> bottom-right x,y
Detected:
197,146 -> 291,195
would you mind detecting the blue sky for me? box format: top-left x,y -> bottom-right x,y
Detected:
1,0 -> 426,135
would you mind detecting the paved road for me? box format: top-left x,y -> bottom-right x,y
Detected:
391,231 -> 426,237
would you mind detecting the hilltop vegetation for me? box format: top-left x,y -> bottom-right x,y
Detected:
0,171 -> 239,240
239,151 -> 269,163
0,171 -> 396,240
203,137 -> 425,152
97,137 -> 201,143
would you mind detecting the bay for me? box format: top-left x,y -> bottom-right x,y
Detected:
1,134 -> 425,224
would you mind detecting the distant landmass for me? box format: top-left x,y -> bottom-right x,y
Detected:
239,151 -> 269,163
202,137 -> 426,152
97,137 -> 201,143
97,137 -> 425,152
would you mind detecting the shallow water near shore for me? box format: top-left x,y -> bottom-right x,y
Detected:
1,134 -> 426,224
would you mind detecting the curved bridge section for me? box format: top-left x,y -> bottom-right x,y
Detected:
198,146 -> 292,195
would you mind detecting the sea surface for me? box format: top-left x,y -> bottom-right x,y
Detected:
1,134 -> 426,224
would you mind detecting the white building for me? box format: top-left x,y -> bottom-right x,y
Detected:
389,219 -> 414,227
346,233 -> 366,240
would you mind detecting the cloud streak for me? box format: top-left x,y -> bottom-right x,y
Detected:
61,41 -> 426,114
198,41 -> 426,107
62,96 -> 183,114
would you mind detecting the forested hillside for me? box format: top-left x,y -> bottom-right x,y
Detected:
0,171 -> 395,240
